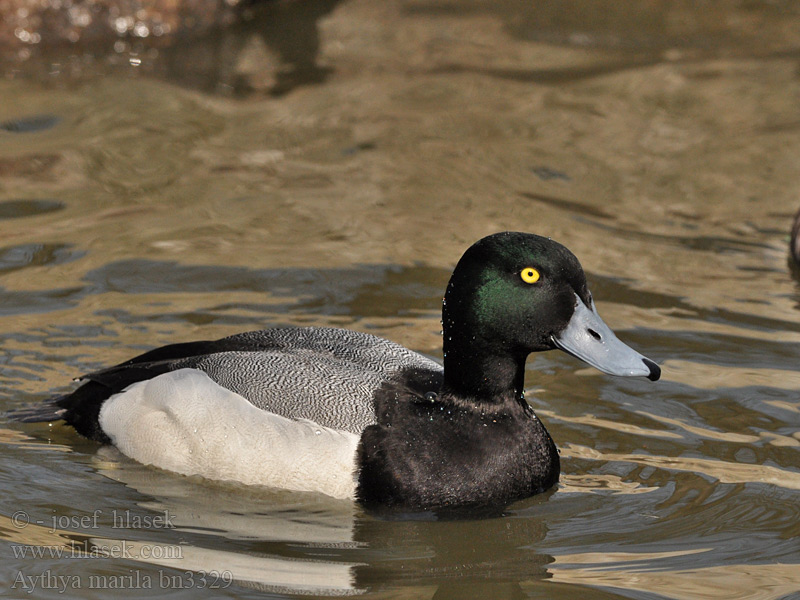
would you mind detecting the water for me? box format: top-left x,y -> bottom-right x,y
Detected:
1,1 -> 800,598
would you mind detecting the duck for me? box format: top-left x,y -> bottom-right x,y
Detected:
21,232 -> 660,511
791,207 -> 800,265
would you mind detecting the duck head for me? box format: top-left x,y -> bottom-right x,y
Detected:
441,232 -> 660,400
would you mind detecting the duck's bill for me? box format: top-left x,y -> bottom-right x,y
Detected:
551,294 -> 660,381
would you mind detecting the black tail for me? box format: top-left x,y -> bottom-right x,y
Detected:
11,333 -> 275,444
8,365 -> 175,444
7,396 -> 67,423
48,366 -> 178,444
8,384 -> 112,444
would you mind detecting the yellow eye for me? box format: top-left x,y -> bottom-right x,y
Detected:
520,267 -> 540,284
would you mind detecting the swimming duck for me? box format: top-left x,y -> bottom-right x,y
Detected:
25,232 -> 659,511
791,207 -> 800,265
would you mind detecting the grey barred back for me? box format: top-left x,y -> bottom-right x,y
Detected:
172,327 -> 442,434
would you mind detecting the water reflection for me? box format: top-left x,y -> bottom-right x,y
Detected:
0,115 -> 61,133
0,243 -> 80,277
549,550 -> 800,600
8,420 -> 796,598
0,441 -> 556,597
83,260 -> 447,316
409,0 -> 800,57
2,0 -> 800,598
156,0 -> 343,95
1,0 -> 343,96
353,512 -> 552,598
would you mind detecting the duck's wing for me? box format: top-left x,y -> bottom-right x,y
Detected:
174,327 -> 442,433
61,327 -> 442,440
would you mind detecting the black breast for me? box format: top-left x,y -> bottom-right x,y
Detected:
355,368 -> 559,511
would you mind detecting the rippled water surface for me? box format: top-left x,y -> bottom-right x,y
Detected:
2,1 -> 800,598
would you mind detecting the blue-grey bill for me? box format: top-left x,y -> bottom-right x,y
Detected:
551,294 -> 661,381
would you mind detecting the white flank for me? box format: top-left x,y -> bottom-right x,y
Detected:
99,369 -> 360,499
